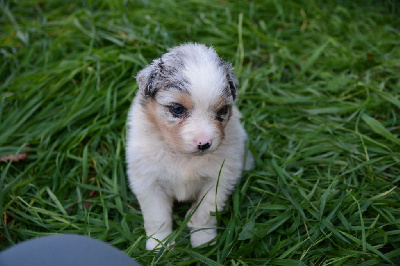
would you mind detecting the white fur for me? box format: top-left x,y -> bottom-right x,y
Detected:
126,44 -> 253,250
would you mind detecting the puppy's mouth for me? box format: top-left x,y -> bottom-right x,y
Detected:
188,151 -> 210,157
192,149 -> 212,155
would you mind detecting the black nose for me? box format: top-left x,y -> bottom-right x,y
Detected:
198,143 -> 211,151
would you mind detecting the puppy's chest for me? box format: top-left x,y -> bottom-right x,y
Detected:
165,179 -> 204,202
159,162 -> 213,202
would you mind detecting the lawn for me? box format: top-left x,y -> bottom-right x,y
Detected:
1,0 -> 400,265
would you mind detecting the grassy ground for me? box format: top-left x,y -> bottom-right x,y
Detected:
1,0 -> 400,264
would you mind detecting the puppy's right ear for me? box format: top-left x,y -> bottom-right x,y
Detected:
136,59 -> 161,98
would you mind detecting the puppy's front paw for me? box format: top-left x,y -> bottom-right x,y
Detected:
146,238 -> 161,250
190,228 -> 217,248
146,237 -> 175,251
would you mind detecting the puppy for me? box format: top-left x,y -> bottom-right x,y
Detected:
126,43 -> 253,250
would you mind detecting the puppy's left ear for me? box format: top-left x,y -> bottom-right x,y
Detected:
222,61 -> 238,101
136,58 -> 162,98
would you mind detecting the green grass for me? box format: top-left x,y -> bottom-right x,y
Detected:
1,0 -> 400,264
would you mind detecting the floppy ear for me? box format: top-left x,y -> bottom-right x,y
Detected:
224,62 -> 238,101
136,58 -> 162,98
218,57 -> 238,100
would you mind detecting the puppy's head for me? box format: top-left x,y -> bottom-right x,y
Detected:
136,43 -> 238,155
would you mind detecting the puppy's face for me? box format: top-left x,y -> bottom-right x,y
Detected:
136,44 -> 238,155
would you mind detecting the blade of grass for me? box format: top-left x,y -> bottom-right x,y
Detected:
362,114 -> 400,146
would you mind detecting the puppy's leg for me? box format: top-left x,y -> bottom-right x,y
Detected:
187,186 -> 228,248
135,186 -> 173,250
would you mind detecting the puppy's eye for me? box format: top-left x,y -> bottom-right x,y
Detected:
216,105 -> 229,121
169,103 -> 186,117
